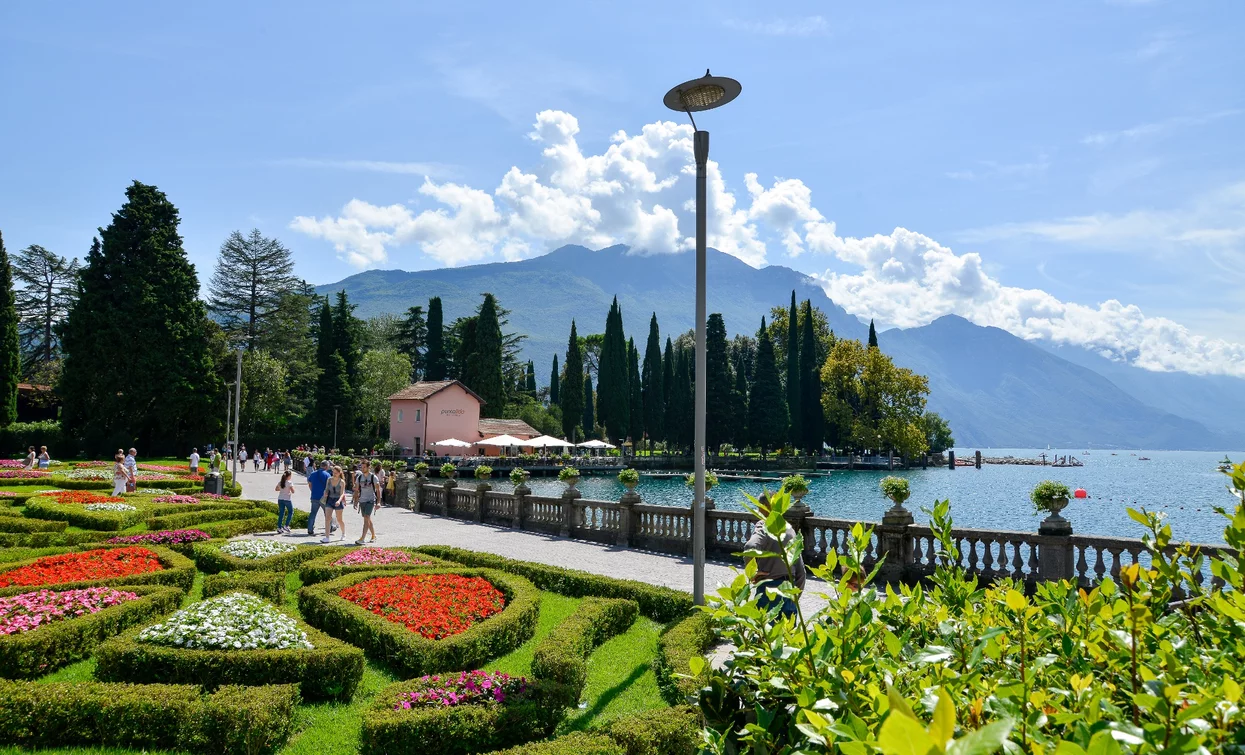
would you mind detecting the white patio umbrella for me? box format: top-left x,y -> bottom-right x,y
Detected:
476,434 -> 527,447
525,435 -> 574,448
577,439 -> 616,449
431,438 -> 472,448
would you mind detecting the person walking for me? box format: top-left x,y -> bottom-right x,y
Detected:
353,460 -> 380,545
275,470 -> 295,534
123,448 -> 137,492
744,493 -> 807,618
189,448 -> 200,474
239,447 -> 248,472
323,465 -> 347,543
112,453 -> 129,497
306,460 -> 333,537
23,446 -> 36,470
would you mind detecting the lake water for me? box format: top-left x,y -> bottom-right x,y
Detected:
488,448 -> 1243,546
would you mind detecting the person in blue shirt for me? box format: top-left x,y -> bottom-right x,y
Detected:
306,460 -> 334,537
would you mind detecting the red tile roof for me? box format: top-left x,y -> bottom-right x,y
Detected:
388,380 -> 485,404
477,418 -> 540,438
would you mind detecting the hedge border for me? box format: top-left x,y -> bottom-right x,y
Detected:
22,497 -> 146,530
594,705 -> 701,755
530,597 -> 639,705
202,571 -> 287,603
0,530 -> 114,549
491,732 -> 625,755
0,680 -> 299,754
94,600 -> 364,701
0,544 -> 196,597
0,516 -> 67,533
199,514 -> 278,538
299,568 -> 540,679
413,546 -> 694,623
653,612 -> 715,705
146,505 -> 264,531
0,583 -> 183,679
298,547 -> 456,585
191,540 -> 326,574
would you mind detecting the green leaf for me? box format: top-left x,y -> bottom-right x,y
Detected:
688,655 -> 705,676
946,718 -> 1013,755
1053,743 -> 1087,755
1005,589 -> 1027,612
930,689 -> 956,747
887,685 -> 920,721
1085,731 -> 1123,755
878,711 -> 937,755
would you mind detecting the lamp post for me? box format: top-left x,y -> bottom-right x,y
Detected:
333,405 -> 340,451
232,349 -> 242,481
663,70 -> 742,606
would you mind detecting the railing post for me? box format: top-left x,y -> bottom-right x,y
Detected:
1038,504 -> 1074,582
783,503 -> 811,565
474,483 -> 489,523
618,487 -> 639,548
512,484 -> 528,530
412,479 -> 425,513
877,506 -> 914,584
560,488 -> 579,537
394,473 -> 410,511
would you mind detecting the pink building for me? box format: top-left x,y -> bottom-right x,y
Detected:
388,380 -> 538,456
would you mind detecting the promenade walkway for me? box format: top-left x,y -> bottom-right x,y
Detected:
234,465 -> 828,613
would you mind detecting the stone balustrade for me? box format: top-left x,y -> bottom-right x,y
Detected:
393,475 -> 1229,589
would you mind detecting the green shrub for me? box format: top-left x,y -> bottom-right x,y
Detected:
146,506 -> 263,531
202,571 -> 287,602
780,474 -> 809,496
617,468 -> 640,486
299,568 -> 540,679
878,475 -> 910,504
530,597 -> 638,704
0,584 -> 183,679
23,497 -> 145,530
493,732 -> 624,755
94,616 -> 364,701
414,546 -> 693,623
298,547 -> 455,585
0,419 -> 65,457
596,706 -> 701,755
475,465 -> 493,480
683,471 -> 718,490
191,541 -> 324,574
0,530 -> 115,548
509,467 -> 529,486
1030,479 -> 1072,513
199,514 -> 278,538
652,612 -> 714,705
441,462 -> 458,478
0,680 -> 299,754
0,516 -> 67,533
0,545 -> 196,597
557,467 -> 579,482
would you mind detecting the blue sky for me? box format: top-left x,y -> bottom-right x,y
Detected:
1,1 -> 1242,374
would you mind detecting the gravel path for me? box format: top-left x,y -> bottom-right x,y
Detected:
235,466 -> 829,613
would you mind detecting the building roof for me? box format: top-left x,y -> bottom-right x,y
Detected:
477,418 -> 540,438
388,380 -> 485,404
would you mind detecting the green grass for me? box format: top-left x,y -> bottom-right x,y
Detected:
561,617 -> 664,731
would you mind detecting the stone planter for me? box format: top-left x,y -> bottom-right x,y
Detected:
623,481 -> 638,493
883,494 -> 913,525
475,482 -> 492,493
1039,496 -> 1072,536
562,476 -> 581,496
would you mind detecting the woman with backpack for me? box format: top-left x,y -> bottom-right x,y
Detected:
352,460 -> 380,545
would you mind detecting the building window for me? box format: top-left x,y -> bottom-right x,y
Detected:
416,409 -> 422,422
398,410 -> 404,423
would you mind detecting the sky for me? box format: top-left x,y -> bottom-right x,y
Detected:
1,1 -> 1243,376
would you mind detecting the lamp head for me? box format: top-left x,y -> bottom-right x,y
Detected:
663,70 -> 742,113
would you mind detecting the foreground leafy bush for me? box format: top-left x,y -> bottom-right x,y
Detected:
530,597 -> 638,704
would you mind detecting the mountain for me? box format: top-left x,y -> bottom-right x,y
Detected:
881,315 -> 1238,450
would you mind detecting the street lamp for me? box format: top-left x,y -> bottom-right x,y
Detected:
333,405 -> 340,451
664,70 -> 742,606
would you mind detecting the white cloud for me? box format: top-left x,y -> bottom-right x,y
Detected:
1081,109 -> 1241,147
722,16 -> 830,37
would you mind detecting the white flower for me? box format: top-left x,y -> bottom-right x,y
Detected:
137,592 -> 313,650
221,539 -> 297,560
84,503 -> 137,512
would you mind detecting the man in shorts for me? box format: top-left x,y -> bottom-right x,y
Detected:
306,460 -> 334,537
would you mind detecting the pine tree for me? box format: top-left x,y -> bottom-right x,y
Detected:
641,314 -> 664,451
525,360 -> 537,395
597,297 -> 629,443
705,313 -> 733,453
13,243 -> 78,373
549,355 -> 560,406
206,229 -> 297,350
581,374 -> 595,440
59,181 -> 220,452
425,297 -> 448,380
560,321 -> 583,441
627,338 -> 643,445
868,319 -> 879,349
393,305 -> 426,381
661,337 -> 675,446
800,300 -> 825,454
748,318 -> 788,454
785,290 -> 801,447
464,293 -> 505,416
0,233 -> 20,426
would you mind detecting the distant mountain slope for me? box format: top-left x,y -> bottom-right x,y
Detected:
881,315 -> 1237,450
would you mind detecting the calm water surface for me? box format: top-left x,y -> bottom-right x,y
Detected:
489,448 -> 1243,545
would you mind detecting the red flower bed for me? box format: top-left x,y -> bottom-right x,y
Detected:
39,491 -> 126,505
0,547 -> 164,588
338,574 -> 505,640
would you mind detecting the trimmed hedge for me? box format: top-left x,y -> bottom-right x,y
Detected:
596,706 -> 701,755
192,540 -> 326,574
653,612 -> 715,705
530,597 -> 638,705
0,530 -> 116,548
0,545 -> 196,597
0,584 -> 183,679
146,506 -> 263,531
202,571 -> 287,603
199,514 -> 278,538
493,732 -> 625,755
23,497 -> 145,530
298,547 -> 456,585
299,568 -> 540,679
414,546 -> 694,623
0,516 -> 67,533
0,680 -> 299,754
94,612 -> 364,701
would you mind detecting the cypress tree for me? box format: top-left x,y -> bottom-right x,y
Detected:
641,314 -> 664,451
731,351 -> 749,448
549,355 -> 560,406
661,337 -> 675,446
425,296 -> 447,380
560,320 -> 583,440
313,299 -> 342,426
748,317 -> 788,454
331,291 -> 361,385
0,233 -> 19,426
671,349 -> 693,453
581,374 -> 595,440
868,318 -> 879,349
597,297 -> 629,443
785,290 -> 801,447
627,338 -> 643,445
465,293 -> 504,416
393,305 -> 426,381
799,300 -> 825,454
59,181 -> 220,452
525,360 -> 537,396
705,313 -> 733,453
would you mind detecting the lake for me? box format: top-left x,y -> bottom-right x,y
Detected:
485,448 -> 1243,546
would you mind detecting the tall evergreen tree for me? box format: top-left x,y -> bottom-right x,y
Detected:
627,338 -> 643,445
641,314 -> 664,450
799,300 -> 826,454
331,291 -> 362,384
449,316 -> 477,381
0,233 -> 19,426
705,313 -> 734,453
671,349 -> 694,453
59,181 -> 220,452
393,305 -> 426,381
748,318 -> 788,454
549,355 -> 560,406
464,293 -> 505,416
313,299 -> 351,431
425,297 -> 448,380
581,375 -> 595,440
785,290 -> 801,447
560,321 -> 583,441
206,229 -> 297,350
525,360 -> 537,395
731,351 -> 749,448
597,297 -> 629,443
868,319 -> 879,349
13,243 -> 78,373
661,337 -> 675,446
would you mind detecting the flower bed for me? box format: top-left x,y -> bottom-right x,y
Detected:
201,571 -> 286,603
40,490 -> 125,505
194,492 -> 233,500
298,547 -> 451,585
0,470 -> 48,479
298,568 -> 539,679
152,494 -> 200,504
84,502 -> 136,512
1,586 -> 139,636
191,539 -> 322,574
138,463 -> 190,473
339,573 -> 506,640
24,496 -> 145,530
222,539 -> 296,560
335,548 -> 423,567
137,487 -> 175,495
0,547 -> 163,589
138,592 -> 311,650
106,529 -> 212,547
393,670 -> 528,708
0,460 -> 27,468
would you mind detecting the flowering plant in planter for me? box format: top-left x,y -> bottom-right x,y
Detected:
618,468 -> 640,486
0,586 -> 140,636
508,467 -> 529,486
338,573 -> 505,640
106,529 -> 211,546
413,462 -> 430,477
474,465 -> 493,481
84,502 -> 137,512
332,548 -> 428,567
1030,479 -> 1072,514
151,494 -> 200,505
137,591 -> 312,650
557,466 -> 580,483
392,670 -> 528,709
685,471 -> 720,490
220,539 -> 297,560
440,463 -> 458,479
879,475 -> 910,505
0,547 -> 163,588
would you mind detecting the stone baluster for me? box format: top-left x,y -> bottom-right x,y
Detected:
1037,497 -> 1074,582
394,473 -> 411,511
512,484 -> 528,530
560,487 -> 580,537
412,478 -> 425,513
617,485 -> 639,548
474,481 -> 490,523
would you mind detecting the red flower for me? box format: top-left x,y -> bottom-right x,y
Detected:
0,547 -> 164,588
338,574 -> 505,640
40,491 -> 126,505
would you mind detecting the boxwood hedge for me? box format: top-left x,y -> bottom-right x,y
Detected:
413,546 -> 693,623
0,584 -> 183,679
298,547 -> 456,585
94,612 -> 364,701
202,570 -> 287,602
299,568 -> 540,679
146,506 -> 263,531
0,530 -> 117,549
0,545 -> 196,597
652,612 -> 715,705
0,516 -> 67,533
199,514 -> 278,538
192,540 -> 325,574
23,497 -> 146,530
0,680 -> 299,754
530,597 -> 638,705
595,705 -> 701,755
492,732 -> 625,755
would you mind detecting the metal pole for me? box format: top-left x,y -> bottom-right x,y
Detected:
232,350 -> 242,480
333,407 -> 339,450
224,383 -> 232,455
693,129 -> 709,606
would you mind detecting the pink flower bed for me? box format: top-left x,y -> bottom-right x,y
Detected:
194,492 -> 232,500
105,529 -> 211,546
71,461 -> 110,468
0,460 -> 27,468
0,471 -> 47,479
138,464 -> 187,473
0,491 -> 17,498
152,495 -> 199,504
0,587 -> 140,636
332,548 -> 428,567
393,670 -> 527,709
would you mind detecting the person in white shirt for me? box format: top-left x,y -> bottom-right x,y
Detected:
304,454 -> 313,474
189,448 -> 200,474
239,448 -> 248,469
123,448 -> 138,493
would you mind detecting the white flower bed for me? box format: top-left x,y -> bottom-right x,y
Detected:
137,592 -> 313,650
84,503 -> 137,512
60,468 -> 111,480
137,488 -> 175,495
220,539 -> 297,560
